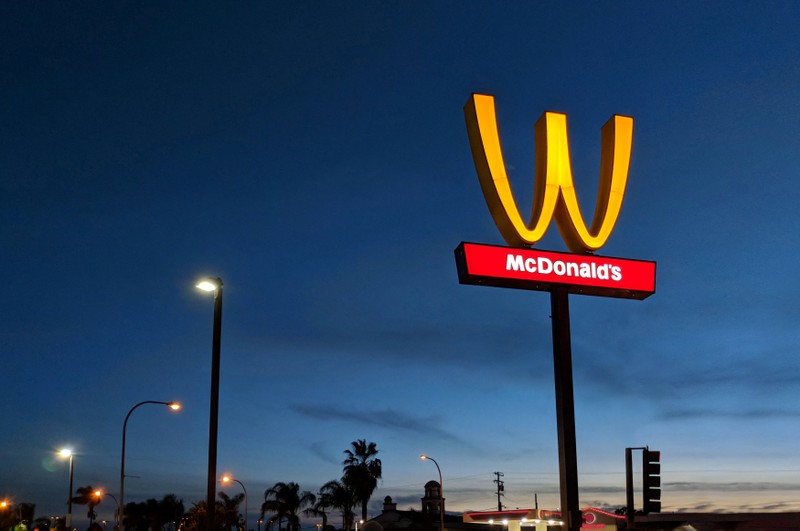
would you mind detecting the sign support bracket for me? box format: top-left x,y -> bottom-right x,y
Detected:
550,285 -> 581,531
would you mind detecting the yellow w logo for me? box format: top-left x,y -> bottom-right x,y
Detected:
464,93 -> 634,253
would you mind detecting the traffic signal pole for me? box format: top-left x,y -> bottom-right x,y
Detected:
625,446 -> 662,529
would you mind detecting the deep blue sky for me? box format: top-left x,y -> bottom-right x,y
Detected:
3,1 -> 800,526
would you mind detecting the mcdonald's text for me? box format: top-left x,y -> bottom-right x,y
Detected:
455,242 -> 656,300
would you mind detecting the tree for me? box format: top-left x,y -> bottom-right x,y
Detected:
216,492 -> 244,531
181,501 -> 207,531
260,482 -> 315,531
302,496 -> 329,530
342,440 -> 382,522
122,495 -> 184,531
318,479 -> 356,531
71,486 -> 100,524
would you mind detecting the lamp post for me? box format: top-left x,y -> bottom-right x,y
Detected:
420,455 -> 444,531
221,475 -> 247,531
58,448 -> 75,530
94,490 -> 120,531
120,400 -> 181,528
196,277 -> 223,531
1,501 -> 21,524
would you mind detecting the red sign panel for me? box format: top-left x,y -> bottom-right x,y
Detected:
455,242 -> 656,300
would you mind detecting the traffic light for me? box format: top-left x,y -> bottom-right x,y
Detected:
642,449 -> 661,513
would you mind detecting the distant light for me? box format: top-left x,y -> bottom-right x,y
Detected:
488,520 -> 494,525
502,520 -> 508,525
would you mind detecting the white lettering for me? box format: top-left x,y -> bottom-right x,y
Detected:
506,254 -> 525,271
566,262 -> 579,277
506,253 -> 623,282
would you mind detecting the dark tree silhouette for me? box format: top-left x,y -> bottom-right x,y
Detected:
122,495 -> 184,531
71,486 -> 100,524
342,440 -> 382,522
217,492 -> 244,531
260,482 -> 315,531
318,479 -> 356,531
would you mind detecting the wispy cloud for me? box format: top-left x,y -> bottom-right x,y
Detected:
290,403 -> 476,449
665,480 -> 800,492
660,408 -> 800,420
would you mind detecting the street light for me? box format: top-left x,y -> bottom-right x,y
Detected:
120,400 -> 181,527
420,454 -> 444,531
196,276 -> 223,531
221,475 -> 247,531
94,490 -> 120,530
58,448 -> 75,530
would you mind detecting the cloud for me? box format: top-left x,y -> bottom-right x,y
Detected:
290,403 -> 475,449
665,481 -> 800,492
660,407 -> 800,420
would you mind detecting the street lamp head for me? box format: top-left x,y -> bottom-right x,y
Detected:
196,278 -> 223,292
221,475 -> 231,484
58,448 -> 73,458
168,402 -> 181,411
420,454 -> 427,460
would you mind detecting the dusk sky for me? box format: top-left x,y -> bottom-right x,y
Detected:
4,2 -> 800,528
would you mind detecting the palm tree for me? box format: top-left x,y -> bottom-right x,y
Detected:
217,492 -> 244,531
261,482 -> 315,531
302,497 -> 328,530
71,485 -> 101,524
182,501 -> 207,531
342,440 -> 382,521
318,479 -> 356,531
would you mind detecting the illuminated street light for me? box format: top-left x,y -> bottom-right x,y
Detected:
221,475 -> 247,531
58,448 -> 75,529
420,454 -> 444,531
1,500 -> 23,524
196,276 -> 223,531
120,401 -> 181,525
94,490 -> 120,530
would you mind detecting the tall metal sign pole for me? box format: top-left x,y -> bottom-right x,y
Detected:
550,286 -> 580,531
458,93 -> 656,531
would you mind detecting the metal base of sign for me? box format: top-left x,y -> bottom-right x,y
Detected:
550,286 -> 581,531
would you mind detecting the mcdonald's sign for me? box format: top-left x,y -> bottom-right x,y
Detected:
456,93 -> 655,299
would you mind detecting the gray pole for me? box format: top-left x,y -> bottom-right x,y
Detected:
66,454 -> 74,530
625,448 -> 634,530
205,279 -> 224,531
120,400 -> 175,530
549,287 -> 580,531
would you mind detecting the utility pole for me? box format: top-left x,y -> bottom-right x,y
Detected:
493,472 -> 505,511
